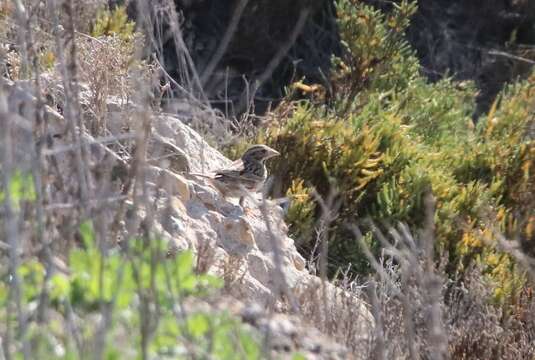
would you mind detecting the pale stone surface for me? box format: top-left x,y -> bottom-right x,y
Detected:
147,112 -> 374,354
2,77 -> 373,357
151,114 -> 231,174
159,170 -> 192,201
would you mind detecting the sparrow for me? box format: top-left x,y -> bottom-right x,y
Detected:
190,144 -> 280,206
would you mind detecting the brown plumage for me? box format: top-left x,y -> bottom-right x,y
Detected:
189,145 -> 280,206
213,144 -> 280,206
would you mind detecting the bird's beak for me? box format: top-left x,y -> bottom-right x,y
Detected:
266,148 -> 280,158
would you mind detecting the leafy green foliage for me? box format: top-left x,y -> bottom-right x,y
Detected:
332,0 -> 419,115
91,5 -> 134,39
285,179 -> 316,240
255,0 -> 535,294
1,221 -> 262,359
0,170 -> 36,208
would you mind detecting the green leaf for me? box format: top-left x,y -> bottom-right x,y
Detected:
176,251 -> 194,276
115,265 -> 134,310
240,332 -> 261,359
186,313 -> 210,338
49,273 -> 71,301
10,171 -> 36,202
0,280 -> 8,305
18,260 -> 45,301
79,221 -> 95,249
105,347 -> 121,360
197,274 -> 224,290
0,170 -> 36,208
179,274 -> 198,293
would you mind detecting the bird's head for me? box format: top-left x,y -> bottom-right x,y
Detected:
241,144 -> 280,163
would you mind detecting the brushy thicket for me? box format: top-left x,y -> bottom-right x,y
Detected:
3,221 -> 260,359
1,5 -> 266,359
254,0 -> 535,299
2,0 -> 535,358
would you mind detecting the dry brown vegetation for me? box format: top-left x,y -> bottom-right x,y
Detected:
1,1 -> 535,359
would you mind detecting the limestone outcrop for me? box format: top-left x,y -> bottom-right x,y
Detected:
1,76 -> 372,358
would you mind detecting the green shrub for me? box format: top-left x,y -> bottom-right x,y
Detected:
255,0 -> 535,294
91,5 -> 134,40
0,221 -> 262,359
0,170 -> 36,206
332,0 -> 419,115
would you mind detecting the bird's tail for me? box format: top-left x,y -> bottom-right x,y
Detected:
183,172 -> 214,179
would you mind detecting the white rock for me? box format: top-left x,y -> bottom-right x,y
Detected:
2,78 -> 373,356
152,115 -> 231,174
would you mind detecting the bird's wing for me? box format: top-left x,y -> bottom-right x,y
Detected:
187,159 -> 243,179
215,160 -> 264,183
214,159 -> 245,177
